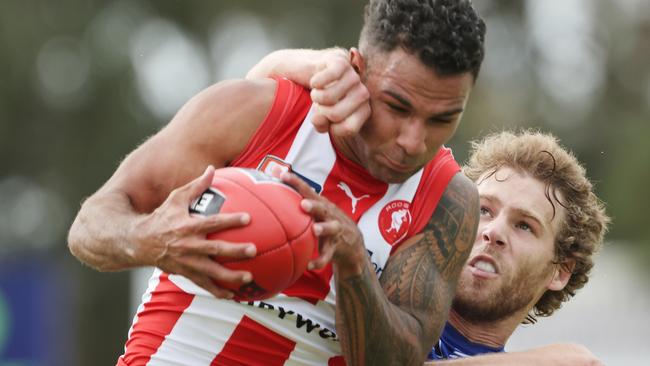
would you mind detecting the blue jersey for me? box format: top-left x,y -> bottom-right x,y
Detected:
428,323 -> 504,360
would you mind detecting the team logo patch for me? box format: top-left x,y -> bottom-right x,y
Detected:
337,181 -> 369,214
257,155 -> 323,193
378,200 -> 412,245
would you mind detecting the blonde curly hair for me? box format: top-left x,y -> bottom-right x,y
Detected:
463,130 -> 610,323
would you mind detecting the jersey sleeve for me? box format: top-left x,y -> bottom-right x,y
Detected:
229,77 -> 313,169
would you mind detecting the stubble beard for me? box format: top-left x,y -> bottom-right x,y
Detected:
452,266 -> 549,323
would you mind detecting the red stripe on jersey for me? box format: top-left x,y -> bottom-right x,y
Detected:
282,264 -> 333,305
395,147 -> 460,254
210,315 -> 296,366
230,78 -> 312,169
119,274 -> 195,366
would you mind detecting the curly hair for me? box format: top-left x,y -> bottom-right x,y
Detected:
463,130 -> 610,323
359,0 -> 486,79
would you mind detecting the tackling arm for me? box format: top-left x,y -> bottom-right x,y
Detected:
247,47 -> 370,136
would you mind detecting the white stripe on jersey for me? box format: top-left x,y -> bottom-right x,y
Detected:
284,105 -> 337,189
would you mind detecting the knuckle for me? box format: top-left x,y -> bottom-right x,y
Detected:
175,222 -> 195,236
310,89 -> 322,101
357,85 -> 370,100
167,188 -> 183,202
327,109 -> 344,122
324,91 -> 341,105
315,91 -> 335,105
206,241 -> 221,255
312,112 -> 326,123
331,56 -> 347,69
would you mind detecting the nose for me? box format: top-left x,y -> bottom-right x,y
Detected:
481,220 -> 507,247
396,119 -> 427,156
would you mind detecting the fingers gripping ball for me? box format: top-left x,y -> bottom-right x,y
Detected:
190,167 -> 316,301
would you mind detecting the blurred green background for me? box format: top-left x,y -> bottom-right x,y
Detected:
0,0 -> 648,365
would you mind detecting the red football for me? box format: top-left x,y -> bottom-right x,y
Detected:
189,167 -> 316,301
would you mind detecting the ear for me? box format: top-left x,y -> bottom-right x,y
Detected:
547,259 -> 575,291
349,47 -> 366,77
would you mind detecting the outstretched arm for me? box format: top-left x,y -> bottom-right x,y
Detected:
247,48 -> 370,136
424,343 -> 603,366
280,171 -> 479,365
68,79 -> 276,298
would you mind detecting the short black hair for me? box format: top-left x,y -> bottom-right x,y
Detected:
359,0 -> 486,80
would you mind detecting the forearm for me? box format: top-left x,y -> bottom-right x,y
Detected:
335,258 -> 431,366
424,353 -> 518,366
245,48 -> 343,87
425,352 -> 540,366
68,190 -> 149,271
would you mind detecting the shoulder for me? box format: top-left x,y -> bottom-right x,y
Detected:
389,172 -> 478,281
425,172 -> 479,280
106,78 -> 279,212
440,172 -> 478,209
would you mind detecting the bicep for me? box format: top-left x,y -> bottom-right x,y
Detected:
379,173 -> 479,335
101,78 -> 277,213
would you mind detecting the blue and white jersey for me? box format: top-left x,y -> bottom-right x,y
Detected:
428,323 -> 504,360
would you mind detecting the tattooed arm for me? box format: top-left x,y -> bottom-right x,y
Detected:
335,173 -> 479,365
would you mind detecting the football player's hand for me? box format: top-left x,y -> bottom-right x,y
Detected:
135,166 -> 257,298
279,171 -> 364,271
309,48 -> 371,138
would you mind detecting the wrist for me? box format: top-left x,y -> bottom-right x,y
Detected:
127,213 -> 160,268
333,241 -> 368,278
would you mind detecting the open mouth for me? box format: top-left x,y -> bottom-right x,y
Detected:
468,255 -> 499,277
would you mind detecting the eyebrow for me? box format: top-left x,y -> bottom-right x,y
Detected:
480,194 -> 549,232
384,90 -> 464,119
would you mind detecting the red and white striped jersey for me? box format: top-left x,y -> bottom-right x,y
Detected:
118,78 -> 460,366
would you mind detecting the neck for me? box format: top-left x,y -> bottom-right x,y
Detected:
447,308 -> 526,348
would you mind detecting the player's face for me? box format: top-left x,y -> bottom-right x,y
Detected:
351,49 -> 473,183
452,167 -> 568,323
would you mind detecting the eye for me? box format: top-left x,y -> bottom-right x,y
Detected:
428,117 -> 454,125
387,103 -> 408,114
479,206 -> 491,217
516,221 -> 533,233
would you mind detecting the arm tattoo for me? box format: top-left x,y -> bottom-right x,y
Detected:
335,174 -> 479,366
424,174 -> 479,280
